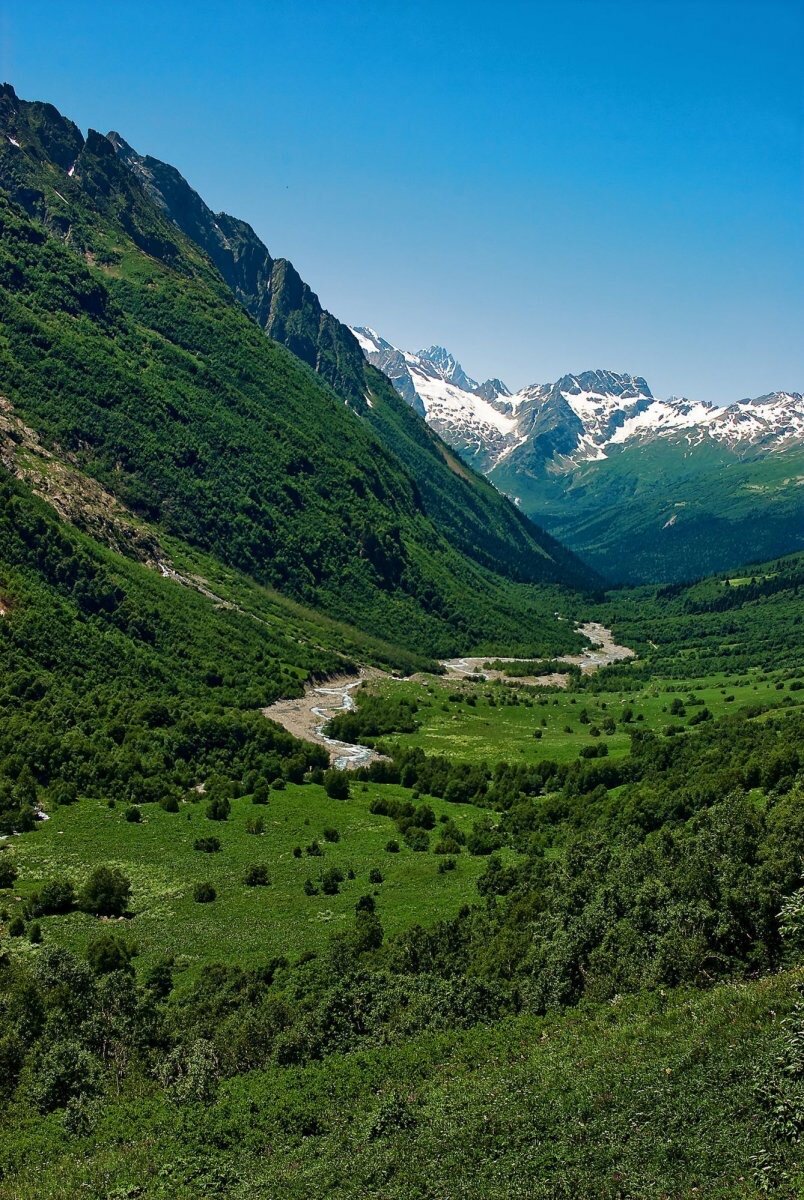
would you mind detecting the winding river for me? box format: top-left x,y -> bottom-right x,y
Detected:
263,624 -> 634,770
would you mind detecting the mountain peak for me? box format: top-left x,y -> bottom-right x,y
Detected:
416,345 -> 478,392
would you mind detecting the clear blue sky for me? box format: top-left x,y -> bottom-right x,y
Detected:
2,0 -> 801,401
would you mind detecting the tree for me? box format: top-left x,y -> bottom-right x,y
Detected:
321,867 -> 345,895
87,933 -> 134,975
206,796 -> 230,821
324,769 -> 350,800
27,876 -> 76,918
30,1040 -> 103,1113
79,866 -> 131,917
354,909 -> 383,952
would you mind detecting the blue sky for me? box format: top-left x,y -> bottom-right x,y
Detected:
2,0 -> 801,401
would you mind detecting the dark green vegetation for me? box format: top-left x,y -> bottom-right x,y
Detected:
108,130 -> 591,594
0,83 -> 802,1197
0,83 -> 593,661
493,433 -> 804,584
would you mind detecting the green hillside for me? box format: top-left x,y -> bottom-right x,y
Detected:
0,84 -> 594,660
108,128 -> 589,590
493,435 -> 804,584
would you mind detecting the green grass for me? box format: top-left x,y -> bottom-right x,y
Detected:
1,968 -> 801,1199
362,669 -> 798,765
8,782 -> 495,977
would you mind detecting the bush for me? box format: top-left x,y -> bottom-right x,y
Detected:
306,840 -> 323,857
244,864 -> 270,886
193,882 -> 217,903
322,827 -> 340,843
403,827 -> 429,852
252,781 -> 271,805
303,879 -> 318,896
324,770 -> 350,800
29,1040 -> 103,1114
124,805 -> 142,823
160,796 -> 179,813
28,921 -> 42,944
0,854 -> 18,889
246,816 -> 265,835
193,836 -> 221,853
8,916 -> 25,937
438,857 -> 457,873
385,839 -> 400,853
206,796 -> 231,821
87,933 -> 134,975
321,867 -> 345,896
79,867 -> 131,917
368,868 -> 384,885
27,876 -> 75,917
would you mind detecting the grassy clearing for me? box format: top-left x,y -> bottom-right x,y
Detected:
7,782 -> 493,977
365,668 -> 798,765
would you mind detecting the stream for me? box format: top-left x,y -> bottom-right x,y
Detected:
264,624 -> 635,770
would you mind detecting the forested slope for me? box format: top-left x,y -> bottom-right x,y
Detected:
0,83 -> 593,659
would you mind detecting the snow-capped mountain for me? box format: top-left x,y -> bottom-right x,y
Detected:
351,327 -> 803,473
352,327 -> 803,584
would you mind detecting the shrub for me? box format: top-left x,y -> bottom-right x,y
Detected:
324,770 -> 350,800
124,805 -> 142,823
434,836 -> 462,855
246,816 -> 265,835
160,796 -> 179,813
193,882 -> 217,903
206,796 -> 231,821
193,836 -> 221,853
244,864 -> 270,886
30,1040 -> 103,1114
0,854 -> 18,889
28,921 -> 42,944
368,868 -> 384,885
27,876 -> 75,917
8,916 -> 25,937
438,857 -> 457,874
321,867 -> 345,896
385,839 -> 400,853
303,879 -> 318,896
87,933 -> 134,975
322,827 -> 340,843
252,781 -> 271,805
306,840 -> 323,857
292,846 -> 302,858
403,827 -> 429,853
79,867 -> 131,917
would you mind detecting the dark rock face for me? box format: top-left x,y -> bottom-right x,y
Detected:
107,133 -> 368,407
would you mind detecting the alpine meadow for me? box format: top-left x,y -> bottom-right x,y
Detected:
0,5 -> 802,1198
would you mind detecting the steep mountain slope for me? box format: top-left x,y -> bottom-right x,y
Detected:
0,84 -> 594,658
100,133 -> 589,592
355,327 -> 803,583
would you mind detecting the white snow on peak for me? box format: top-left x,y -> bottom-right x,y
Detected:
350,326 -> 382,356
7,136 -> 20,148
349,323 -> 802,471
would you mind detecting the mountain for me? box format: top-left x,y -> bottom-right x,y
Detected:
0,83 -> 595,662
353,327 -> 803,583
102,125 -> 593,594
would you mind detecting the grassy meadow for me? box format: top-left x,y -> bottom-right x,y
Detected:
360,667 -> 799,765
6,781 -> 494,977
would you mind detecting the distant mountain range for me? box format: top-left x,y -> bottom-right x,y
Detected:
352,328 -> 803,582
